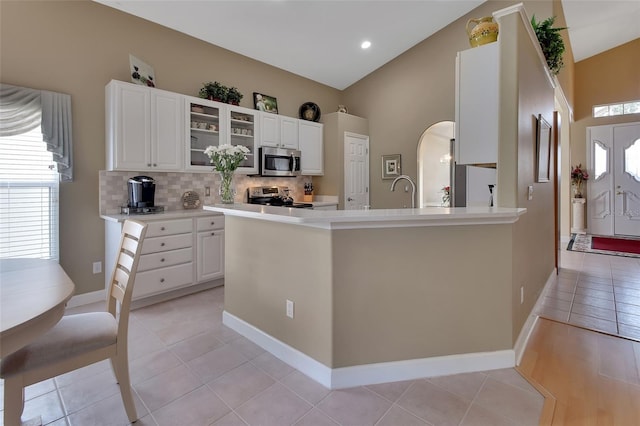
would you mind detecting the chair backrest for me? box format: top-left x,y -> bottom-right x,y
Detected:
107,220 -> 147,336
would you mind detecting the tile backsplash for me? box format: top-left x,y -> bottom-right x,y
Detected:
99,170 -> 310,215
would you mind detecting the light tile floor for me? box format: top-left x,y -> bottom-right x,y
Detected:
1,285 -> 545,426
537,242 -> 640,341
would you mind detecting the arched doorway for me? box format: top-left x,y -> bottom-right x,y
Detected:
417,121 -> 455,207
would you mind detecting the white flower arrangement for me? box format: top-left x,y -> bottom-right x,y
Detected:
204,144 -> 250,173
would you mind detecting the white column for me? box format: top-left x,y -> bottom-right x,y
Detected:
571,198 -> 586,234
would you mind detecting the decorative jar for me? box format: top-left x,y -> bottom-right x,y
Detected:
466,17 -> 499,47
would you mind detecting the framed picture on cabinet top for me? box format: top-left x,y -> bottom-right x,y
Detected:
129,54 -> 155,88
253,92 -> 278,114
536,114 -> 551,182
382,154 -> 401,179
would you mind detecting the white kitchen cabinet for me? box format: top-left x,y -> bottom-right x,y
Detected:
259,113 -> 299,149
196,216 -> 225,282
133,218 -> 194,299
104,213 -> 223,303
227,106 -> 259,173
280,116 -> 299,149
260,113 -> 279,147
106,80 -> 183,171
185,96 -> 225,171
298,120 -> 324,175
455,42 -> 499,165
185,97 -> 258,174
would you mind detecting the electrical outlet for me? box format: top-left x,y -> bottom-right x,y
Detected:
93,261 -> 102,274
286,299 -> 294,318
528,185 -> 533,200
520,286 -> 524,304
205,186 -> 211,196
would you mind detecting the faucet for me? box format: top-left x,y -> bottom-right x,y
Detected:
390,175 -> 416,208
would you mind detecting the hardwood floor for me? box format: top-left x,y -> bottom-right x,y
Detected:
520,313 -> 640,425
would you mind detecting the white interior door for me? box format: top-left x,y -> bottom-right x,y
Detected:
588,122 -> 640,237
613,123 -> 640,237
344,132 -> 369,210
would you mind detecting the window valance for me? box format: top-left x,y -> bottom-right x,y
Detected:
0,83 -> 73,181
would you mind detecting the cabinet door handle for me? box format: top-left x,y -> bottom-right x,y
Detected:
147,163 -> 151,167
160,242 -> 165,247
211,232 -> 215,236
160,278 -> 165,283
160,258 -> 165,262
161,226 -> 166,231
211,221 -> 215,225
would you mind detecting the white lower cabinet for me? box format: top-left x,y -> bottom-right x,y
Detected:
104,213 -> 224,302
196,216 -> 225,282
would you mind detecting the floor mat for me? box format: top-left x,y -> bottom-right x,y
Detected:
567,234 -> 640,258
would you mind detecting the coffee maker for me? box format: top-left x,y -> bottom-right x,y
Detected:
127,175 -> 156,208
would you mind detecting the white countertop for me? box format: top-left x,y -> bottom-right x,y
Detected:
203,203 -> 526,230
100,209 -> 221,223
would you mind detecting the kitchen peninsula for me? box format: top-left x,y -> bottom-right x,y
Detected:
204,204 -> 527,389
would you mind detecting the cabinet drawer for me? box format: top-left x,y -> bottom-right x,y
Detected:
145,219 -> 193,237
134,262 -> 194,299
142,233 -> 192,254
138,247 -> 193,272
196,215 -> 225,231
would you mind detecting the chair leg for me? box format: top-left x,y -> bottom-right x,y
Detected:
111,354 -> 138,423
3,375 -> 25,426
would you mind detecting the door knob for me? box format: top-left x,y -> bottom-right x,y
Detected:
347,197 -> 354,201
616,191 -> 624,195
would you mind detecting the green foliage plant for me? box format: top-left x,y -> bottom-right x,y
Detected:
531,15 -> 567,76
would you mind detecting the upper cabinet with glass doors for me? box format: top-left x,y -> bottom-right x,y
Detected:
227,106 -> 258,173
185,97 -> 258,174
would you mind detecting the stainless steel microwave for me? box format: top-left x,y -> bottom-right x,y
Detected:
259,147 -> 301,177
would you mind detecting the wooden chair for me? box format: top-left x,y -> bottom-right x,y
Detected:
1,219 -> 148,426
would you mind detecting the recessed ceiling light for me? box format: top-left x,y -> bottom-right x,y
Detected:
361,41 -> 371,49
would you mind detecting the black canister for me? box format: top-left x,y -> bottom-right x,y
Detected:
128,176 -> 156,207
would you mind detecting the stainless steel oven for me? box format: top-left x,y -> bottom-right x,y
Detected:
259,147 -> 301,177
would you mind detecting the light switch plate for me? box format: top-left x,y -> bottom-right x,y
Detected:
528,185 -> 533,200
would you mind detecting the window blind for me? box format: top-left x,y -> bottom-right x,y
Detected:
0,127 -> 59,260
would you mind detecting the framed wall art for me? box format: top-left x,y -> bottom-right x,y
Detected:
382,154 -> 401,179
253,92 -> 278,114
129,54 -> 155,87
536,114 -> 551,182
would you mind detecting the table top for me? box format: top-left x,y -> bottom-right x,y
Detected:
0,259 -> 75,357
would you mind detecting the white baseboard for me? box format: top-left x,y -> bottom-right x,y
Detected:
223,311 -> 515,390
514,267 -> 557,365
67,289 -> 105,308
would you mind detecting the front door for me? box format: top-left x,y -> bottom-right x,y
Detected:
588,122 -> 640,237
344,132 -> 369,210
613,123 -> 640,237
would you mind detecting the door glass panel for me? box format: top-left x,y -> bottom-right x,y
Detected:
625,139 -> 640,182
594,140 -> 608,180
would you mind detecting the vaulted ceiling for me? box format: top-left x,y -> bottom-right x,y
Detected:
94,1 -> 640,90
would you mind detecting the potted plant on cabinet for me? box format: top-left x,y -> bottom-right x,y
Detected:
199,81 -> 228,102
226,87 -> 243,106
531,15 -> 567,76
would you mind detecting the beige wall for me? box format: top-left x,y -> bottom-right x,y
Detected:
316,112 -> 369,208
570,39 -> 640,170
224,216 -> 515,368
495,10 -> 556,341
0,0 -> 340,295
341,1 -> 553,209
